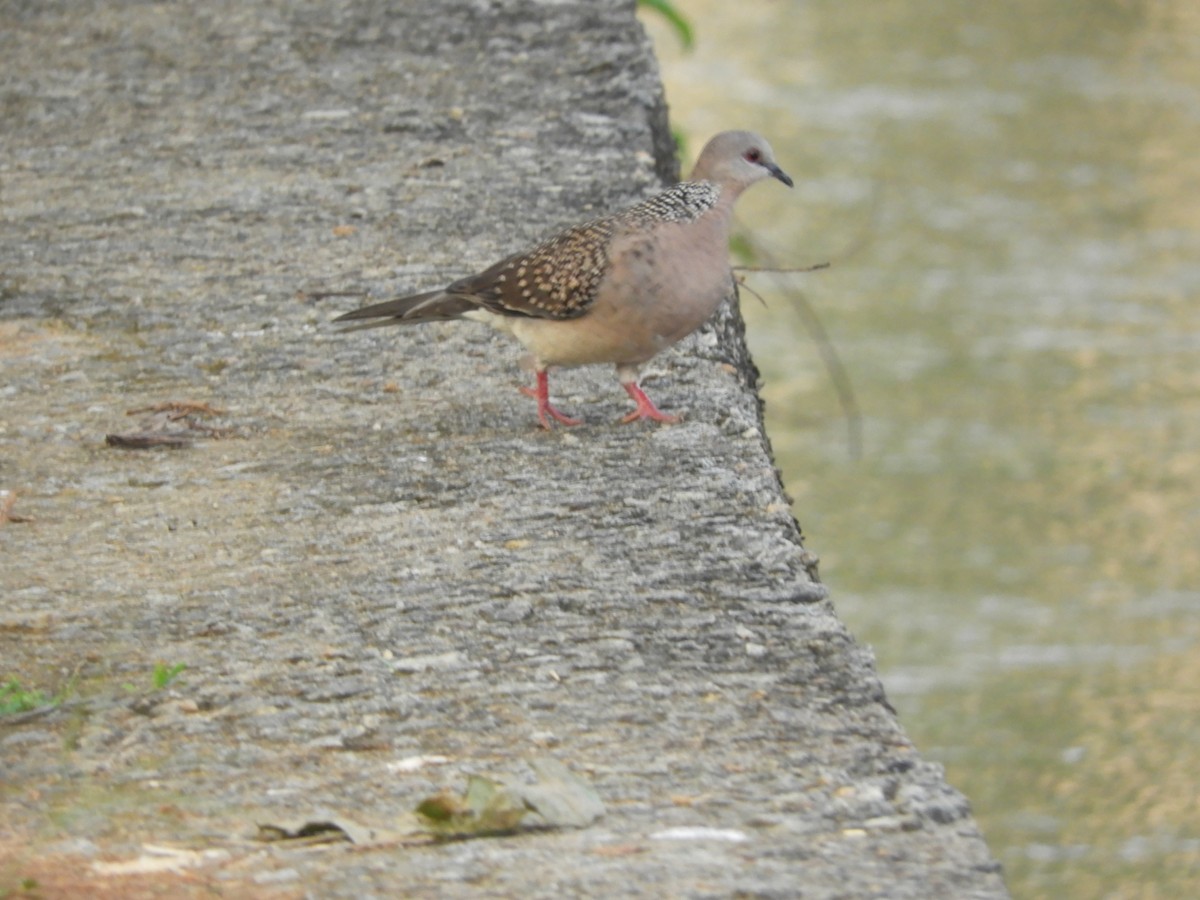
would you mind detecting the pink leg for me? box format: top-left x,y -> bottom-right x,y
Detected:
620,382 -> 681,424
519,369 -> 583,429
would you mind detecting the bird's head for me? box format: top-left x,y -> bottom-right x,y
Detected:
690,130 -> 793,193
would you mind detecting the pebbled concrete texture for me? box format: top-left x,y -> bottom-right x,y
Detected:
0,0 -> 1008,896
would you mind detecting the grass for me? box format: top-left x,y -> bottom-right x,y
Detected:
151,662 -> 187,690
0,679 -> 59,717
2,660 -> 187,719
121,661 -> 187,693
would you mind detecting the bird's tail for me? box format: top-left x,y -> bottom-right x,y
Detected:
333,290 -> 478,329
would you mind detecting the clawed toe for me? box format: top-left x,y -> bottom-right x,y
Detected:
621,382 -> 680,424
524,371 -> 582,429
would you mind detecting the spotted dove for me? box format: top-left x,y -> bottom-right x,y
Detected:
334,130 -> 793,428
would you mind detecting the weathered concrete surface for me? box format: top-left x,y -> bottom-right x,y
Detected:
0,0 -> 1007,896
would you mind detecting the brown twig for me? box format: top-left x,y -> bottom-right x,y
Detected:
104,433 -> 193,449
733,234 -> 862,460
109,400 -> 235,449
735,276 -> 770,308
0,491 -> 34,525
732,262 -> 831,274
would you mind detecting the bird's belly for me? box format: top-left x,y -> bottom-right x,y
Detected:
507,284 -> 726,369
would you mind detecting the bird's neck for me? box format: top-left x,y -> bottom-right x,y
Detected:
694,180 -> 740,226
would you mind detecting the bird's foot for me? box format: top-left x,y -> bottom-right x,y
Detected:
521,373 -> 583,429
620,382 -> 681,425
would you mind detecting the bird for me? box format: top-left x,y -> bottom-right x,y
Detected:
334,130 -> 793,429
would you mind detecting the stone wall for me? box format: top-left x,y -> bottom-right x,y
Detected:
0,1 -> 1006,895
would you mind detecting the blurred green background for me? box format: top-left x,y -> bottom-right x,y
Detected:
642,1 -> 1200,897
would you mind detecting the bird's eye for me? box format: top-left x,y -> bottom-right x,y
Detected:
744,148 -> 762,163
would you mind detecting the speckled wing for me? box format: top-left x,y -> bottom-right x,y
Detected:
334,181 -> 721,327
448,219 -> 616,321
332,224 -> 612,328
459,180 -> 722,321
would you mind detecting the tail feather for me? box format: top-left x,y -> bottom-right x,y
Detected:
333,289 -> 479,327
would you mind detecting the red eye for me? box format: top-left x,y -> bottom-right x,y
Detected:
744,148 -> 762,163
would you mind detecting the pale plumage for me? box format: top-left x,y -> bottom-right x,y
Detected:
335,130 -> 792,428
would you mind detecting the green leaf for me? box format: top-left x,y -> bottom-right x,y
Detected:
416,776 -> 527,837
152,662 -> 187,690
0,678 -> 50,715
638,0 -> 695,51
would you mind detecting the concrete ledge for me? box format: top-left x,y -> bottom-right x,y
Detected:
0,1 -> 1007,895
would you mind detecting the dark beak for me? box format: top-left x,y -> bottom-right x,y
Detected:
766,162 -> 794,188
